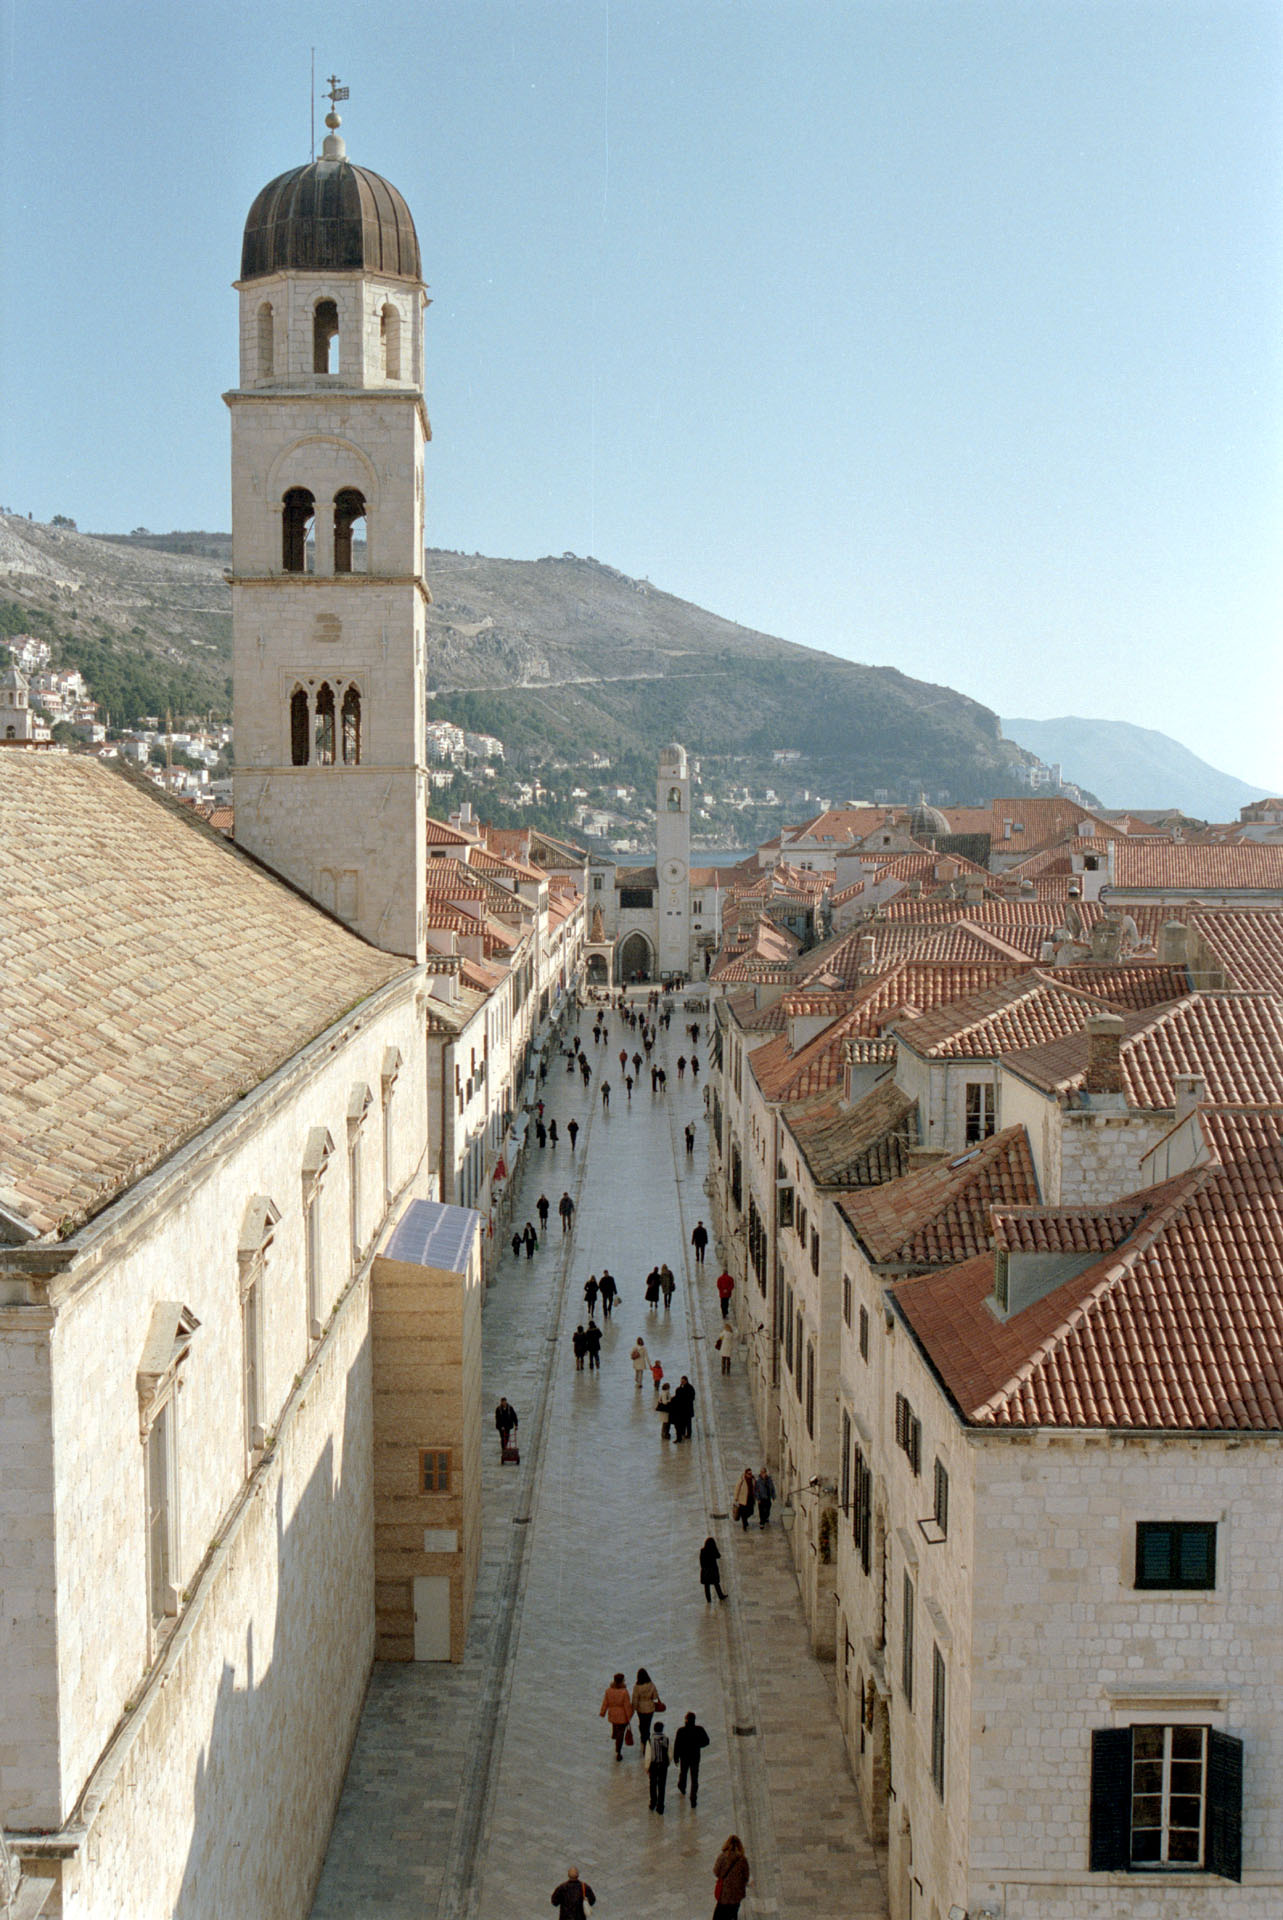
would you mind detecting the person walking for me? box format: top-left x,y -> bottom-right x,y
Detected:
619,1047 -> 628,1073
550,1866 -> 596,1915
698,1536 -> 726,1603
536,1120 -> 547,1150
643,1720 -> 671,1814
685,1121 -> 696,1157
632,1050 -> 643,1077
568,1117 -> 579,1151
644,1266 -> 661,1309
559,1191 -> 575,1234
690,1054 -> 700,1079
650,1356 -> 665,1392
598,1269 -> 617,1318
712,1835 -> 750,1917
733,1467 -> 756,1531
670,1374 -> 696,1443
715,1268 -> 735,1318
584,1274 -> 600,1318
677,1054 -> 687,1080
510,1228 -> 522,1261
630,1337 -> 648,1388
599,1672 -> 634,1759
536,1193 -> 551,1232
548,1118 -> 558,1148
631,1668 -> 663,1750
755,1466 -> 776,1527
580,1056 -> 591,1087
713,1326 -> 734,1375
624,1074 -> 633,1100
655,1380 -> 673,1439
674,1711 -> 710,1805
691,1220 -> 709,1266
494,1398 -> 518,1454
572,1324 -> 587,1371
584,1320 -> 602,1371
659,1264 -> 676,1310
656,1066 -> 667,1093
600,1080 -> 611,1110
523,1220 -> 538,1260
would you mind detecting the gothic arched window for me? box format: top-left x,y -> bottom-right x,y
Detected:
333,489 -> 367,574
381,303 -> 401,381
314,683 -> 336,765
257,302 -> 274,379
341,684 -> 362,765
290,685 -> 309,765
282,489 -> 315,573
313,298 -> 339,374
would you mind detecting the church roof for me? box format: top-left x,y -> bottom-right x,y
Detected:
241,155 -> 421,284
0,755 -> 406,1240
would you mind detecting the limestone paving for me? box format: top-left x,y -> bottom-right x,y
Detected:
311,997 -> 885,1920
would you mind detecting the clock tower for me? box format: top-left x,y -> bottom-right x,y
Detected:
656,743 -> 692,979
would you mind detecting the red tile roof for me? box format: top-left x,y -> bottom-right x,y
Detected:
1006,992 -> 1283,1108
839,1126 -> 1040,1269
1191,909 -> 1283,995
784,1079 -> 918,1187
892,973 -> 1121,1060
894,1135 -> 1283,1430
1111,842 -> 1283,891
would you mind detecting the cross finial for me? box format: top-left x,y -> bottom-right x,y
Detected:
324,73 -> 348,114
320,71 -> 349,159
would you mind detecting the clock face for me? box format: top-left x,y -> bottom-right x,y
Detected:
662,858 -> 687,885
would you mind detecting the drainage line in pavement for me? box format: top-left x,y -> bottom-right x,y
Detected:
434,1064 -> 600,1920
667,1071 -> 782,1920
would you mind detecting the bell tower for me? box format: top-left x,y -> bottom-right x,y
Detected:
656,743 -> 691,979
226,90 -> 427,961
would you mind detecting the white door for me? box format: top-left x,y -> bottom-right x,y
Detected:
412,1576 -> 451,1661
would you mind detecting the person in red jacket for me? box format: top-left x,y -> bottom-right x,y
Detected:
715,1269 -> 735,1319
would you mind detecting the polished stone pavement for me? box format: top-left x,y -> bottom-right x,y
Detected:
310,997 -> 886,1920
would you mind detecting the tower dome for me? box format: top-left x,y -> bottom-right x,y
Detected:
909,797 -> 950,840
241,129 -> 421,284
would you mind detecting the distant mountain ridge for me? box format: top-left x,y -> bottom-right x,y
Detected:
1001,716 -> 1268,821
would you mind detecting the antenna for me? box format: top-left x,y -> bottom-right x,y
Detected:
311,48 -> 315,159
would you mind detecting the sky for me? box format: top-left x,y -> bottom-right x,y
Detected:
3,0 -> 1281,788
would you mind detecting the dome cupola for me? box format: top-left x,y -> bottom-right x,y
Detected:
240,103 -> 420,284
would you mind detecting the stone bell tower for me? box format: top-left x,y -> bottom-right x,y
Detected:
226,90 -> 427,960
656,742 -> 691,978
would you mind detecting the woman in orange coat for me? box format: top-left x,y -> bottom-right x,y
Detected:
599,1671 -> 634,1760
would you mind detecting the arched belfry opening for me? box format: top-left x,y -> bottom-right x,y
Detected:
341,684 -> 361,764
282,489 -> 315,573
333,489 -> 368,574
381,304 -> 401,380
667,785 -> 683,811
314,683 -> 336,765
313,298 -> 339,374
290,686 -> 309,766
257,302 -> 274,379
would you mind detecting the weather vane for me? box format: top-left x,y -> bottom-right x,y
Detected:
325,74 -> 349,113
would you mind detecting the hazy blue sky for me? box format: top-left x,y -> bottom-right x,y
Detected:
3,1 -> 1281,788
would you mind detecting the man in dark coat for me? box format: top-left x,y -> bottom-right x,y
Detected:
674,1711 -> 710,1805
691,1219 -> 709,1266
598,1268 -> 618,1317
550,1866 -> 596,1915
494,1399 -> 518,1450
670,1374 -> 696,1443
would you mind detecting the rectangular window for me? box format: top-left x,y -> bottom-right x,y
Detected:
853,1448 -> 872,1575
810,1226 -> 820,1275
901,1572 -> 915,1707
1131,1725 -> 1207,1866
805,1343 -> 815,1437
933,1459 -> 949,1538
242,1276 -> 263,1458
842,1273 -> 852,1328
841,1409 -> 851,1512
305,1191 -> 323,1339
964,1080 -> 996,1144
349,1136 -> 362,1264
794,1312 -> 804,1399
1135,1521 -> 1217,1591
778,1184 -> 794,1229
419,1448 -> 452,1493
931,1646 -> 946,1796
146,1400 -> 177,1627
619,887 -> 653,909
797,1202 -> 808,1245
858,1303 -> 869,1361
894,1392 -> 922,1476
784,1286 -> 795,1371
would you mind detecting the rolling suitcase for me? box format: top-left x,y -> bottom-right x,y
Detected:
502,1442 -> 521,1465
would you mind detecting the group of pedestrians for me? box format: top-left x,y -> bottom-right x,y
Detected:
733,1465 -> 776,1530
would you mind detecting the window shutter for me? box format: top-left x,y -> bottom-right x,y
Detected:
1089,1727 -> 1132,1871
1207,1730 -> 1243,1882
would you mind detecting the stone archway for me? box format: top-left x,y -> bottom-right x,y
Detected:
586,952 -> 609,984
617,931 -> 654,983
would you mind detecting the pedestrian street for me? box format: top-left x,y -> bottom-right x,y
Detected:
311,996 -> 887,1920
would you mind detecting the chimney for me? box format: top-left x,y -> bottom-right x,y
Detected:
1159,919 -> 1188,965
1084,1012 -> 1125,1097
964,876 -> 986,903
1174,1072 -> 1205,1122
857,933 -> 876,981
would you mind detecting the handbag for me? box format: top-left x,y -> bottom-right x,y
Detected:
655,1697 -> 666,1712
714,1877 -> 725,1901
624,1724 -> 634,1746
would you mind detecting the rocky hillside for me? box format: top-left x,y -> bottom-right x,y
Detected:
1002,715 -> 1267,820
0,515 -> 1025,802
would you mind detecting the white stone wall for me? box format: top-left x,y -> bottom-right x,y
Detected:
1058,1106 -> 1171,1205
1,981 -> 425,1889
238,270 -> 423,393
0,1319 -> 58,1825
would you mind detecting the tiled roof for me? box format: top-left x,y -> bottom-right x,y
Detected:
0,755 -> 406,1239
990,1200 -> 1148,1255
1111,842 -> 1283,891
894,1136 -> 1283,1430
784,1079 -> 918,1187
1191,909 -> 1283,995
892,972 -> 1120,1060
838,1126 -> 1040,1268
1195,1105 -> 1283,1167
1006,992 -> 1283,1108
426,817 -> 472,847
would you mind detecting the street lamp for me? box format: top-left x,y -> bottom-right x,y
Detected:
777,1476 -> 837,1534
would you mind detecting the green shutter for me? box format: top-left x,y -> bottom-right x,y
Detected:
1089,1727 -> 1132,1871
1207,1730 -> 1243,1882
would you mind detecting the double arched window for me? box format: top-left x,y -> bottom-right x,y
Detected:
289,681 -> 362,767
281,488 -> 368,572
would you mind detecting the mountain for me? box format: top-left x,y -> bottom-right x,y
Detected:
0,513 -> 1029,803
1001,716 -> 1269,821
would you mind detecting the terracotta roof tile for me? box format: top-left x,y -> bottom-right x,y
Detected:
1112,843 -> 1283,891
1006,992 -> 1283,1108
784,1079 -> 918,1187
839,1125 -> 1040,1268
